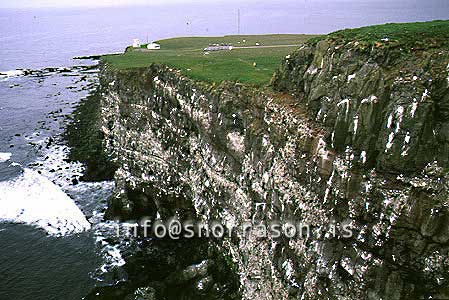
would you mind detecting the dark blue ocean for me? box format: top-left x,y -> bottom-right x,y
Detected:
0,1 -> 448,299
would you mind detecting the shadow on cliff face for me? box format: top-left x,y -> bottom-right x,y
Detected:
84,236 -> 240,300
64,90 -> 118,182
95,187 -> 240,300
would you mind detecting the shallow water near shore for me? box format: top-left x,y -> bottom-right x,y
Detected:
0,66 -> 124,299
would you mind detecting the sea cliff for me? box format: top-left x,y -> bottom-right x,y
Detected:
85,25 -> 449,300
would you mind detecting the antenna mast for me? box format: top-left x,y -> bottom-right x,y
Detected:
238,9 -> 241,35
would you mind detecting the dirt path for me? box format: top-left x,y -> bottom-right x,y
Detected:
233,44 -> 300,49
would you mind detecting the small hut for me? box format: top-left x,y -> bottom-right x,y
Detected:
147,43 -> 161,50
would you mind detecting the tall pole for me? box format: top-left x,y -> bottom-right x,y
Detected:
238,9 -> 240,35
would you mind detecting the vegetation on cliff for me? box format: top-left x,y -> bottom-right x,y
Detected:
308,20 -> 449,50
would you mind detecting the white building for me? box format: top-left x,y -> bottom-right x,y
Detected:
147,43 -> 161,50
132,39 -> 141,48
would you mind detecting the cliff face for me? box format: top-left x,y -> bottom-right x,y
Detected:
98,40 -> 449,300
272,40 -> 449,173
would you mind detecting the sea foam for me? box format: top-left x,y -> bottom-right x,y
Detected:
0,70 -> 24,80
0,168 -> 91,236
0,152 -> 12,162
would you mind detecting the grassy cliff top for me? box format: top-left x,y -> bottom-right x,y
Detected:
310,20 -> 449,49
102,34 -> 315,86
102,20 -> 449,86
153,34 -> 311,50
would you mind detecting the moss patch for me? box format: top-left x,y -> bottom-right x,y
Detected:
308,20 -> 449,50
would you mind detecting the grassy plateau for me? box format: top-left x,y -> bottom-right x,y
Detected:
102,34 -> 316,86
102,20 -> 449,86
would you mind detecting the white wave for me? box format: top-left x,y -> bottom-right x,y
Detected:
0,69 -> 24,79
0,152 -> 12,162
29,138 -> 124,273
97,236 -> 126,273
32,141 -> 85,190
26,136 -> 125,276
0,168 -> 91,236
91,210 -> 126,274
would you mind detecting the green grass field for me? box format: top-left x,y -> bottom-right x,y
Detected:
102,34 -> 316,86
153,34 -> 312,50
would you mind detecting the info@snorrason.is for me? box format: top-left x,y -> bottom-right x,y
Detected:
114,217 -> 354,240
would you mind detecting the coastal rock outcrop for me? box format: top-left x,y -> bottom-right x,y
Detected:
95,37 -> 449,300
